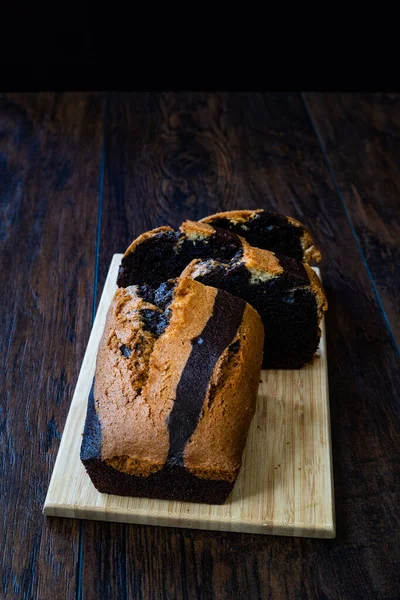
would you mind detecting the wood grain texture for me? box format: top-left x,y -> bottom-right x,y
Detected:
80,93 -> 400,600
0,93 -> 105,599
44,257 -> 334,538
304,92 -> 400,349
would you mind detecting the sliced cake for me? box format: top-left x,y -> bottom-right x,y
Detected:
181,247 -> 327,369
117,221 -> 244,289
200,209 -> 321,263
116,221 -> 327,369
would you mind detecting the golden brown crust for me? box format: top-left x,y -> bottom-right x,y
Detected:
242,242 -> 283,276
303,263 -> 328,317
200,209 -> 263,225
180,220 -> 216,238
106,455 -> 163,477
123,226 -> 174,258
184,303 -> 264,481
94,287 -> 167,474
287,217 -> 322,263
94,286 -> 159,415
179,258 -> 216,280
97,278 -> 218,476
93,275 -> 264,481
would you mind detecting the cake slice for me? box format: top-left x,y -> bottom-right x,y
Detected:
117,221 -> 244,289
200,209 -> 321,263
181,247 -> 327,369
80,276 -> 264,504
116,221 -> 327,369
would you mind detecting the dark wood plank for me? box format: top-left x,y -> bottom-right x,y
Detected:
0,92 -> 105,599
81,92 -> 400,600
304,92 -> 400,349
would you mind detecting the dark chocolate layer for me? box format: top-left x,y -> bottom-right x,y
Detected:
203,211 -> 305,261
135,279 -> 177,310
194,255 -> 319,369
134,279 -> 177,339
140,308 -> 171,337
167,289 -> 246,466
82,458 -> 234,504
117,227 -> 243,289
118,230 -> 179,288
80,382 -> 101,461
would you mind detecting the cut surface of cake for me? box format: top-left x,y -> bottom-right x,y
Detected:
200,209 -> 321,263
181,248 -> 327,369
116,221 -> 327,369
117,221 -> 244,289
80,276 -> 264,504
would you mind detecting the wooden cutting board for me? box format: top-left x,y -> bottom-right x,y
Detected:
43,254 -> 335,538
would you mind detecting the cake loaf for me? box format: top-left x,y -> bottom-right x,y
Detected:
80,276 -> 264,504
200,209 -> 321,263
116,221 -> 327,369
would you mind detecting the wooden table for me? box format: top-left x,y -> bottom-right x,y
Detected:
1,92 -> 399,600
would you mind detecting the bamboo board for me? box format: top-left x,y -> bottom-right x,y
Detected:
43,254 -> 335,538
